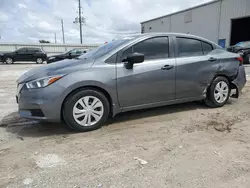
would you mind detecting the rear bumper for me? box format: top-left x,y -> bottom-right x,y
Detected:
231,65 -> 247,98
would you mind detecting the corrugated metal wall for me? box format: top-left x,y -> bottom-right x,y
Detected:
141,0 -> 250,47
0,43 -> 99,55
219,0 -> 249,46
170,1 -> 220,42
142,1 -> 220,43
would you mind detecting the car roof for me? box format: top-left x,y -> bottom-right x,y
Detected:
127,33 -> 221,48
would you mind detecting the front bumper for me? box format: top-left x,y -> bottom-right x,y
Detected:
16,83 -> 66,122
231,65 -> 247,98
47,58 -> 60,64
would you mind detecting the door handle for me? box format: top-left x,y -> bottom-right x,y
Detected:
208,57 -> 217,62
161,65 -> 174,70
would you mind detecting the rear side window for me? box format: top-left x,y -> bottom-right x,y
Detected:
28,48 -> 41,52
202,42 -> 213,55
177,37 -> 203,57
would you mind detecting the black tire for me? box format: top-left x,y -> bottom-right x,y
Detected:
204,76 -> 230,108
63,89 -> 110,132
244,54 -> 250,64
36,57 -> 44,64
5,57 -> 14,64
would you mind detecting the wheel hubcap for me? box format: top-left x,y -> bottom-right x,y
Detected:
73,96 -> 104,126
37,58 -> 42,63
6,58 -> 12,64
214,81 -> 229,103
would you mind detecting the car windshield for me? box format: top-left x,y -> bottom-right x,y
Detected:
63,49 -> 74,55
78,39 -> 130,59
236,41 -> 250,48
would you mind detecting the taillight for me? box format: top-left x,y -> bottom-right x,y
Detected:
236,57 -> 243,66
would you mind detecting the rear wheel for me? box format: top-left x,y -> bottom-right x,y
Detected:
36,57 -> 43,64
204,76 -> 230,108
63,89 -> 110,132
244,54 -> 250,64
5,57 -> 14,64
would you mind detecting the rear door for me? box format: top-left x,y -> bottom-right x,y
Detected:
175,37 -> 218,99
26,48 -> 37,61
116,36 -> 176,109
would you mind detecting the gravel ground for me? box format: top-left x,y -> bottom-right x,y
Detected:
0,63 -> 250,188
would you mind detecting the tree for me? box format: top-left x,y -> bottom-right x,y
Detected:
39,40 -> 50,43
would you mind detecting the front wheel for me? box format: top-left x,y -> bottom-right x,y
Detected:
244,54 -> 250,64
36,57 -> 44,64
63,89 -> 110,132
204,76 -> 230,108
5,57 -> 14,64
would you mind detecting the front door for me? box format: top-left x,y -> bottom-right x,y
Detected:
116,36 -> 175,109
15,48 -> 28,61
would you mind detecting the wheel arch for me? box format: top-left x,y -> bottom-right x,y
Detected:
60,85 -> 115,121
4,55 -> 15,62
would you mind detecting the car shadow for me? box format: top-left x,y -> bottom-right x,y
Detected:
109,101 -> 207,124
0,101 -> 210,138
0,63 -> 45,65
0,112 -> 72,138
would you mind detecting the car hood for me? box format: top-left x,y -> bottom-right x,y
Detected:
2,52 -> 13,56
17,58 -> 95,84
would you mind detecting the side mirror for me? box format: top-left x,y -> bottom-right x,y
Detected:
124,53 -> 144,69
68,53 -> 72,58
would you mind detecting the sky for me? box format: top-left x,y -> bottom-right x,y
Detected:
0,0 -> 210,44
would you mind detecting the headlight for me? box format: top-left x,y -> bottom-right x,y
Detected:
48,57 -> 55,60
26,75 -> 63,89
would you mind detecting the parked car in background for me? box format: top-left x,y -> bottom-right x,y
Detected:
16,33 -> 246,132
1,47 -> 47,64
47,48 -> 89,64
227,41 -> 250,64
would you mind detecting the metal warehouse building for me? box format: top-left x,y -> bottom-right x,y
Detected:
141,0 -> 250,48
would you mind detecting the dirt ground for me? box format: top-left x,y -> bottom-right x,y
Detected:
0,63 -> 250,188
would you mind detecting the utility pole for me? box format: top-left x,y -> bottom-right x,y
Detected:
54,33 -> 57,44
78,0 -> 83,44
73,0 -> 85,44
61,19 -> 65,44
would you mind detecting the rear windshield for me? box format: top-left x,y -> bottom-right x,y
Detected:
236,41 -> 250,48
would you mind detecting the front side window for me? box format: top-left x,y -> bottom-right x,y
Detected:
177,38 -> 203,57
121,37 -> 169,61
16,48 -> 27,53
134,37 -> 169,60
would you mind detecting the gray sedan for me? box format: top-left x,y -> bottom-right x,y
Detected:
16,33 -> 247,132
